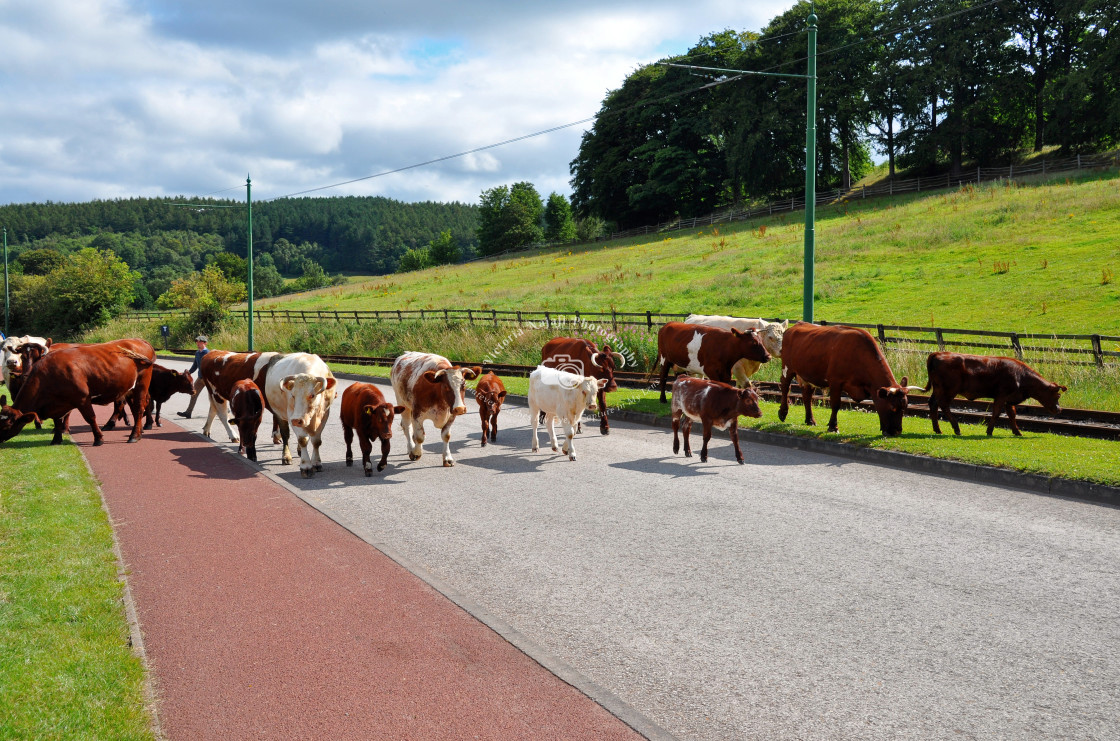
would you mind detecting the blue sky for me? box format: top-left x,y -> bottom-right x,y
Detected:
0,0 -> 795,206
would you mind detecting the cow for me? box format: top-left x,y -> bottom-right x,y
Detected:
921,352 -> 1067,436
473,372 -> 507,447
264,352 -> 338,478
671,375 -> 763,464
107,364 -> 195,430
0,338 -> 155,446
391,352 -> 480,468
528,365 -> 608,462
228,379 -> 266,460
2,336 -> 52,392
685,315 -> 787,387
777,323 -> 921,436
541,338 -> 625,434
340,382 -> 405,475
656,322 -> 771,403
197,350 -> 283,443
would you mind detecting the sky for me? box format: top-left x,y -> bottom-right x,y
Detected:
0,0 -> 797,207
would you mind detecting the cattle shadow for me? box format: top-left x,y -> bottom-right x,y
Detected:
455,452 -> 555,474
270,463 -> 411,491
608,457 -> 722,479
165,446 -> 259,481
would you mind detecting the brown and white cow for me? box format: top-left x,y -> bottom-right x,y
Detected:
2,335 -> 51,390
671,375 -> 762,464
528,365 -> 608,462
685,314 -> 787,387
0,338 -> 154,446
197,350 -> 283,443
264,352 -> 338,477
541,338 -> 625,434
922,352 -> 1067,436
473,372 -> 507,447
656,322 -> 771,403
340,382 -> 405,475
778,323 -> 921,436
228,379 -> 266,460
391,352 -> 480,467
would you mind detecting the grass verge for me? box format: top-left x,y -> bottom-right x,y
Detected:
0,426 -> 154,740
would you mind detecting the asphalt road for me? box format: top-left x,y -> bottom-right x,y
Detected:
159,358 -> 1120,741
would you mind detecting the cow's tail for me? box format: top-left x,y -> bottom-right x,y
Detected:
117,347 -> 155,367
643,356 -> 662,389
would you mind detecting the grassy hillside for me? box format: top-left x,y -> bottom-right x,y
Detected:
256,170 -> 1120,334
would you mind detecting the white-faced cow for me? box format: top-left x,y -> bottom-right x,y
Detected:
541,338 -> 625,434
229,379 -> 266,461
656,322 -> 771,403
340,382 -> 404,475
197,350 -> 283,443
528,365 -> 608,462
2,335 -> 52,391
778,323 -> 922,436
473,372 -> 507,447
391,352 -> 480,467
685,314 -> 787,387
670,375 -> 762,464
264,352 -> 338,478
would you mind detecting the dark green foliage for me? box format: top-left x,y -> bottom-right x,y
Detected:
397,247 -> 433,272
17,248 -> 66,275
477,182 -> 545,255
544,193 -> 578,242
10,249 -> 136,338
427,229 -> 461,265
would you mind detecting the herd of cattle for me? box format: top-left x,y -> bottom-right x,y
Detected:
0,314 -> 1069,472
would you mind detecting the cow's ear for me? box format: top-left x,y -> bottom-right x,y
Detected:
497,390 -> 507,399
363,405 -> 375,417
325,377 -> 337,390
899,376 -> 908,388
45,338 -> 52,348
877,387 -> 889,399
730,328 -> 744,336
467,366 -> 482,380
780,320 -> 789,329
281,375 -> 296,391
393,405 -> 406,414
423,370 -> 444,383
597,378 -> 609,389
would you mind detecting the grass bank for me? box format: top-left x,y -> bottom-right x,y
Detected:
0,427 -> 154,739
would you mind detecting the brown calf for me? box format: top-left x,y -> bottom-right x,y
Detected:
340,382 -> 405,475
109,363 -> 195,429
657,322 -> 770,403
474,372 -> 507,446
229,379 -> 266,460
670,375 -> 762,464
922,352 -> 1067,436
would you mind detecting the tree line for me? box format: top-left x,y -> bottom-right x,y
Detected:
570,0 -> 1120,228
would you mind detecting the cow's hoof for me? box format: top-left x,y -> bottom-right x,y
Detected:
443,459 -> 454,467
700,455 -> 708,463
551,445 -> 559,453
568,454 -> 577,461
156,421 -> 162,428
301,468 -> 312,478
102,422 -> 116,431
600,428 -> 609,436
827,426 -> 837,433
315,463 -> 323,472
685,451 -> 692,458
364,467 -> 373,477
481,439 -> 487,447
346,458 -> 353,467
408,452 -> 420,461
737,459 -> 745,465
377,463 -> 387,472
127,436 -> 139,443
272,436 -> 282,445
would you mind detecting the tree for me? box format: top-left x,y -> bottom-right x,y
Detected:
252,261 -> 285,298
427,230 -> 460,265
544,193 -> 578,242
397,247 -> 433,272
208,251 -> 248,284
476,182 -> 544,256
12,248 -> 137,337
157,264 -> 247,336
17,248 -> 66,275
290,259 -> 332,291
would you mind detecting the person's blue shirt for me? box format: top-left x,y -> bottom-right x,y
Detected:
188,347 -> 209,374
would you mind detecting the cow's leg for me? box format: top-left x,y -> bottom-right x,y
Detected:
730,422 -> 744,464
826,387 -> 842,433
277,419 -> 293,465
343,423 -> 355,466
987,397 -> 1005,436
598,387 -> 609,435
377,435 -> 390,473
312,427 -> 326,472
440,419 -> 455,467
271,416 -> 282,445
297,432 -> 313,477
700,419 -> 713,462
214,399 -> 239,443
682,417 -> 693,457
944,398 -> 962,436
561,418 -> 576,461
479,410 -> 489,447
352,431 -> 370,475
152,400 -> 162,429
102,402 -> 119,431
530,402 -> 540,452
1007,404 -> 1022,436
547,415 -> 560,453
202,390 -> 219,438
143,399 -> 155,430
489,410 -> 498,443
126,387 -> 148,443
78,403 -> 104,446
403,410 -> 424,461
672,410 -> 682,454
778,365 -> 793,422
51,416 -> 66,445
658,357 -> 671,403
928,391 -> 943,434
802,381 -> 817,427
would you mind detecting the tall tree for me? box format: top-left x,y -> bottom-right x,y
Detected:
543,193 -> 577,242
476,182 -> 544,256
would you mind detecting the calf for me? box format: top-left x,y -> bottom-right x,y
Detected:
922,352 -> 1067,436
671,375 -> 762,464
685,315 -> 787,386
474,372 -> 507,447
228,379 -> 266,460
198,350 -> 283,443
391,352 -> 480,467
109,364 -> 195,429
541,338 -> 625,434
528,366 -> 608,461
656,322 -> 771,403
778,323 -> 921,436
341,382 -> 405,475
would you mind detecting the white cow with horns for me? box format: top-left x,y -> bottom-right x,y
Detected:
263,352 -> 338,478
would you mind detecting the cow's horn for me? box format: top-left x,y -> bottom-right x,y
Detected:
905,385 -> 925,392
589,353 -> 602,368
611,352 -> 626,368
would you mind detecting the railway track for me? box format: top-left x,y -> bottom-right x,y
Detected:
307,353 -> 1120,442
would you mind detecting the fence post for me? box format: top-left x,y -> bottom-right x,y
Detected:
612,309 -> 617,333
354,311 -> 360,325
545,312 -> 551,329
1010,332 -> 1023,359
420,309 -> 425,321
646,310 -> 653,330
1077,154 -> 1081,170
444,309 -> 449,322
935,328 -> 945,351
467,309 -> 473,324
492,309 -> 497,327
1091,334 -> 1104,368
397,310 -> 402,323
877,324 -> 886,345
516,311 -> 522,326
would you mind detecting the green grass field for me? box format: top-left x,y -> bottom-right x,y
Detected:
0,427 -> 154,739
256,170 -> 1120,334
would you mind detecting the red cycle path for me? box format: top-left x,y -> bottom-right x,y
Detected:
79,413 -> 641,740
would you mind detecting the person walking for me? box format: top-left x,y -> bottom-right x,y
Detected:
176,335 -> 210,419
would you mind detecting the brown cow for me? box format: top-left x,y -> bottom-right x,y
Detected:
778,323 -> 919,436
197,350 -> 284,443
341,382 -> 405,475
391,352 -> 481,467
922,352 -> 1067,436
541,338 -> 625,434
228,379 -> 266,460
473,372 -> 507,446
671,375 -> 762,464
0,339 -> 155,446
108,364 -> 195,430
656,322 -> 771,403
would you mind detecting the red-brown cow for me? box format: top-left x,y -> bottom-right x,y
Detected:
0,339 -> 155,446
671,375 -> 762,464
541,338 -> 625,434
108,364 -> 195,430
197,350 -> 284,443
340,382 -> 405,475
228,379 -> 266,460
474,372 -> 507,446
778,323 -> 919,436
656,322 -> 771,403
922,352 -> 1067,436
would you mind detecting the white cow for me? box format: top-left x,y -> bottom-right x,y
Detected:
263,352 -> 337,478
2,335 -> 51,389
528,366 -> 608,461
391,351 -> 480,467
685,314 -> 788,386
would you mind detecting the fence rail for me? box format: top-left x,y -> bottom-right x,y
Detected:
126,309 -> 1120,368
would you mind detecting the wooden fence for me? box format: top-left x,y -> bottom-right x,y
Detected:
126,308 -> 1120,368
